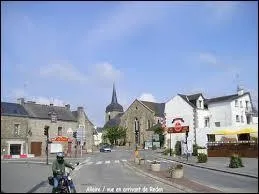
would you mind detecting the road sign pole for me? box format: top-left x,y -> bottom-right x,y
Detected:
170,132 -> 172,156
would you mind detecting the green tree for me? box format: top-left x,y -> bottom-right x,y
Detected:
153,126 -> 165,148
102,126 -> 127,146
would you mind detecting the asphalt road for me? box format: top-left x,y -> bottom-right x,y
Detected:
1,149 -> 183,193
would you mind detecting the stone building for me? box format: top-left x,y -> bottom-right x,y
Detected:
1,98 -> 95,156
103,84 -> 165,148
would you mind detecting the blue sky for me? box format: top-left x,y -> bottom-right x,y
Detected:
1,1 -> 258,127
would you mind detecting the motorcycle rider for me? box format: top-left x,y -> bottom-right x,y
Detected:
52,152 -> 75,193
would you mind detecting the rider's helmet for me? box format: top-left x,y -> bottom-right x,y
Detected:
56,152 -> 65,164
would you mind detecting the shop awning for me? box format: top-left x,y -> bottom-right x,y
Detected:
210,129 -> 238,135
236,128 -> 257,134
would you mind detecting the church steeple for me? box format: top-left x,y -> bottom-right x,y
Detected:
111,83 -> 118,104
105,83 -> 124,113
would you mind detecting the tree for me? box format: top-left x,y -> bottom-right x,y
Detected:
153,126 -> 165,148
102,126 -> 127,146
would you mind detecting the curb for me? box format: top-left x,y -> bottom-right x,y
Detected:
157,156 -> 258,179
124,162 -> 194,193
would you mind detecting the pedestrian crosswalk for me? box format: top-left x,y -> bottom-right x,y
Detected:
82,159 -> 128,166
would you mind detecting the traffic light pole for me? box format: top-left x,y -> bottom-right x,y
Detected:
46,134 -> 49,165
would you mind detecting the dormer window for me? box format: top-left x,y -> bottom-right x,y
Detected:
198,100 -> 202,108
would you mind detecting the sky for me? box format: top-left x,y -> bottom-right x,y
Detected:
1,1 -> 258,127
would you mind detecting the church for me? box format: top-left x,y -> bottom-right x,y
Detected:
103,84 -> 166,148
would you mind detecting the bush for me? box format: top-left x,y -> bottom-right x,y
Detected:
175,141 -> 181,156
229,154 -> 244,168
193,144 -> 206,156
197,153 -> 208,163
163,148 -> 171,155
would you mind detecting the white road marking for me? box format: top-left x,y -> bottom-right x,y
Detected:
96,161 -> 103,165
122,159 -> 127,162
86,161 -> 93,165
105,160 -> 110,164
146,160 -> 152,162
114,160 -> 120,163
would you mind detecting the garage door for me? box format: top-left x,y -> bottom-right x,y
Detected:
31,142 -> 42,156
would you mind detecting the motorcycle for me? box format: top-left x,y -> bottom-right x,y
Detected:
48,162 -> 80,193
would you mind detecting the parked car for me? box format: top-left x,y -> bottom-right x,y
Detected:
100,145 -> 112,152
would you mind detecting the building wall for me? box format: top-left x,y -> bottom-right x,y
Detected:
120,100 -> 155,148
1,115 -> 29,155
208,102 -> 232,127
28,118 -> 78,156
94,133 -> 103,146
230,94 -> 254,126
164,95 -> 195,151
105,111 -> 122,123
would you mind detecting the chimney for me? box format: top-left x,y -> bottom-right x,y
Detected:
237,86 -> 244,96
65,104 -> 70,110
17,98 -> 25,105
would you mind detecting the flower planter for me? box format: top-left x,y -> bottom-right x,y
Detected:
151,163 -> 161,172
139,159 -> 145,165
172,168 -> 183,179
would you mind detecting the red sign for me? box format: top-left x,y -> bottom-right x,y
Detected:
167,117 -> 190,133
51,136 -> 72,142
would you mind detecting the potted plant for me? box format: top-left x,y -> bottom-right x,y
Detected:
150,160 -> 161,172
168,164 -> 183,179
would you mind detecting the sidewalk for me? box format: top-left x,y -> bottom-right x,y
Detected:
155,152 -> 258,178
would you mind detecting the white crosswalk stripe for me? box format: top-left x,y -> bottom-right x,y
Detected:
96,161 -> 103,164
105,160 -> 110,164
146,160 -> 152,162
114,160 -> 120,163
122,159 -> 127,162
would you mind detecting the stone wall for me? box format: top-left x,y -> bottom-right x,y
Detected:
120,100 -> 155,148
1,116 -> 29,155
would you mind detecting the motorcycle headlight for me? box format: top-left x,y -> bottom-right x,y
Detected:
68,176 -> 72,180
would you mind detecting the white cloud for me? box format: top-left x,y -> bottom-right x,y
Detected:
39,63 -> 88,83
199,53 -> 218,66
138,93 -> 156,102
30,96 -> 66,106
90,62 -> 123,86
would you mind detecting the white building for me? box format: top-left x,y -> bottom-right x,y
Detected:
164,87 -> 258,152
93,127 -> 103,146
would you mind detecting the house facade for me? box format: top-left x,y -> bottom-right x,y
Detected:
164,87 -> 258,151
1,98 -> 95,156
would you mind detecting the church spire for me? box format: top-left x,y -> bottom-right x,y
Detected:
111,83 -> 118,104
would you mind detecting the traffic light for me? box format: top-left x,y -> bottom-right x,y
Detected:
44,126 -> 49,136
73,131 -> 77,138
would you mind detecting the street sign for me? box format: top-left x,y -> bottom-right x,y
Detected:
76,128 -> 85,141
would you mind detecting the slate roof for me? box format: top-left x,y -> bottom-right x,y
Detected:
23,102 -> 77,122
106,84 -> 124,113
103,113 -> 124,128
140,101 -> 165,117
1,102 -> 29,117
178,94 -> 200,108
205,92 -> 250,104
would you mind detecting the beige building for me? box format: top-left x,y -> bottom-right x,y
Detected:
103,84 -> 166,148
1,98 -> 95,156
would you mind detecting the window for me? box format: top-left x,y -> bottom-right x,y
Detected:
236,115 -> 240,122
14,124 -> 20,136
215,122 -> 220,127
245,101 -> 249,108
235,100 -> 238,107
198,100 -> 202,108
204,117 -> 210,127
147,120 -> 150,129
207,134 -> 215,142
240,101 -> 243,108
58,127 -> 62,136
108,115 -> 111,120
241,115 -> 244,123
157,119 -> 160,124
